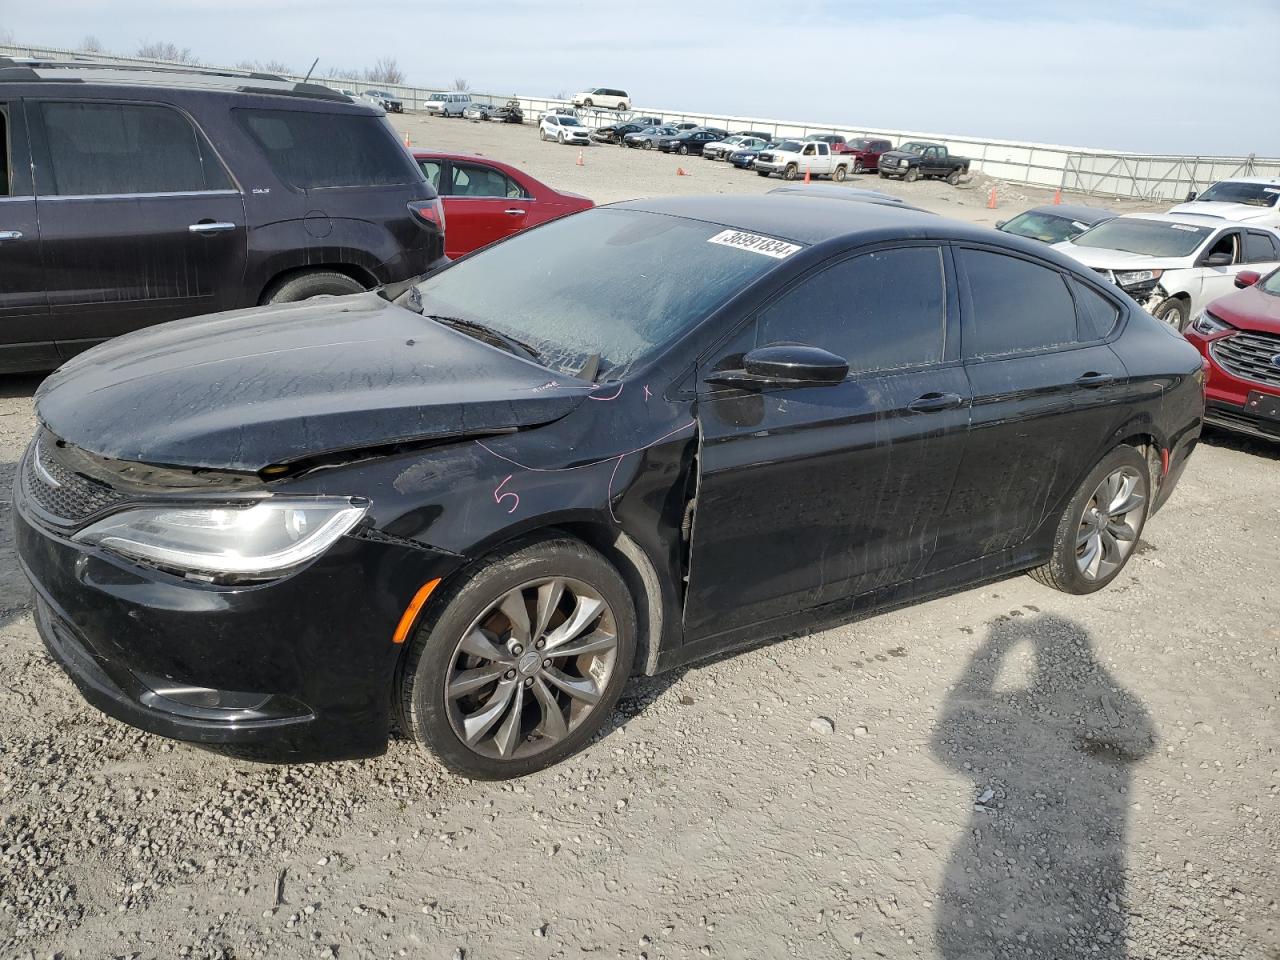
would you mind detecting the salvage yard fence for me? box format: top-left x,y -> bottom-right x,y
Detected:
6,42 -> 1279,203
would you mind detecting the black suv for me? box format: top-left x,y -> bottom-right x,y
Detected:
0,59 -> 445,373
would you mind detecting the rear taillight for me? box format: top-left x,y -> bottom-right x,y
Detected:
409,198 -> 446,234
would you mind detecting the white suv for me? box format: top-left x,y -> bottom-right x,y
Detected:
425,92 -> 472,117
1167,176 -> 1280,228
539,114 -> 591,145
572,88 -> 631,111
1054,213 -> 1280,329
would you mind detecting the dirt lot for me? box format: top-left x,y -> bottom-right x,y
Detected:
1,116 -> 1277,960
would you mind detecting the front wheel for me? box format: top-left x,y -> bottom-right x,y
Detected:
833,166 -> 847,182
783,164 -> 799,181
1153,297 -> 1190,331
643,140 -> 653,150
678,145 -> 689,155
582,98 -> 593,108
853,159 -> 864,174
904,167 -> 920,183
396,537 -> 638,779
1028,445 -> 1150,595
757,170 -> 771,178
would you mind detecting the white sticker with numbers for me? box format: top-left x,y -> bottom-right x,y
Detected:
707,229 -> 802,259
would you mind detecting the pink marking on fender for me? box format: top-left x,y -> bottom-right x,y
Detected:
493,475 -> 520,514
643,385 -> 652,401
588,382 -> 624,401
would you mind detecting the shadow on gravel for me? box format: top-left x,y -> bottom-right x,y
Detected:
1200,424 -> 1280,461
0,460 -> 34,631
0,372 -> 45,400
931,613 -> 1155,959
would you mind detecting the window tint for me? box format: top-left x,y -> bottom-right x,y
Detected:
40,101 -> 230,196
450,162 -> 523,198
417,159 -> 442,191
1202,231 -> 1239,263
1072,281 -> 1121,340
1244,231 -> 1280,263
757,246 -> 947,375
0,107 -> 9,196
960,249 -> 1077,357
235,108 -> 418,189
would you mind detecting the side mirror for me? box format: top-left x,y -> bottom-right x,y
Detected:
707,344 -> 849,389
1185,190 -> 1198,202
1234,270 -> 1261,288
1204,252 -> 1233,268
995,220 -> 1007,229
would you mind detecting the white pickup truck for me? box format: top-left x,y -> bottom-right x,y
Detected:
754,139 -> 854,181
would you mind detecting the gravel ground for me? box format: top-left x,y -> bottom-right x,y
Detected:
1,116 -> 1278,960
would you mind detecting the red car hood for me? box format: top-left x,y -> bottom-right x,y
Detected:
1209,283 -> 1280,333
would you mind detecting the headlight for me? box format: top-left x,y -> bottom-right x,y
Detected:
74,497 -> 368,580
1116,269 -> 1162,286
1189,309 -> 1234,336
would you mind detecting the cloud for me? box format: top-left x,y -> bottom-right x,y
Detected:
8,0 -> 1279,153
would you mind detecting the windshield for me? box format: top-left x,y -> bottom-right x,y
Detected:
1260,267 -> 1280,295
1196,181 -> 1280,208
898,142 -> 930,154
560,117 -> 582,127
774,140 -> 802,151
848,138 -> 872,149
1000,211 -> 1091,244
415,209 -> 795,378
1071,218 -> 1212,257
428,93 -> 447,101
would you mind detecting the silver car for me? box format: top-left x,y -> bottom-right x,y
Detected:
622,125 -> 679,150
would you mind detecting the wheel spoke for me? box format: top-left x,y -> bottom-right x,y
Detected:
1107,520 -> 1137,542
1099,529 -> 1123,564
543,666 -> 601,704
461,678 -> 517,744
1080,533 -> 1103,579
532,579 -> 565,645
530,675 -> 569,742
447,664 -> 506,699
492,682 -> 526,758
1076,524 -> 1094,548
459,628 -> 514,664
544,594 -> 604,650
1107,474 -> 1137,514
546,629 -> 616,659
498,589 -> 532,644
1110,489 -> 1145,517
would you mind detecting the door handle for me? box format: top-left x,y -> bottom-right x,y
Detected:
1074,372 -> 1115,388
188,221 -> 237,234
907,391 -> 964,413
0,231 -> 23,242
503,208 -> 527,216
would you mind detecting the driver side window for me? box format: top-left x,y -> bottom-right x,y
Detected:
754,246 -> 948,376
1204,231 -> 1239,264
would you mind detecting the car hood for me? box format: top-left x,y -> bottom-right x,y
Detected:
35,293 -> 592,473
1208,283 -> 1280,333
1167,200 -> 1278,223
1052,242 -> 1182,271
879,150 -> 921,161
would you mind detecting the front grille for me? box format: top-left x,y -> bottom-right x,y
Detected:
1211,331 -> 1280,388
23,435 -> 128,524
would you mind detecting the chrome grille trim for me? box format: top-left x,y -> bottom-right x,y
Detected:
1211,330 -> 1280,388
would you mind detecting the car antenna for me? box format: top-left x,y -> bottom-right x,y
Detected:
302,57 -> 319,83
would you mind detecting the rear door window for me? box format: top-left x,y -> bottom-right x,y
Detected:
38,101 -> 231,196
450,162 -> 525,198
417,158 -> 442,191
1244,231 -> 1280,263
756,245 -> 947,375
959,248 -> 1078,357
235,108 -> 419,189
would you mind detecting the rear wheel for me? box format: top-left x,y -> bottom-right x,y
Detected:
397,537 -> 638,780
264,270 -> 365,304
1028,445 -> 1150,595
904,167 -> 920,183
1153,297 -> 1190,331
946,168 -> 962,186
616,102 -> 626,111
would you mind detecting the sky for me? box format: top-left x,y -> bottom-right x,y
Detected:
3,0 -> 1278,156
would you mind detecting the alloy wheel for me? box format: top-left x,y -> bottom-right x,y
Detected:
1076,466 -> 1144,581
444,577 -> 620,760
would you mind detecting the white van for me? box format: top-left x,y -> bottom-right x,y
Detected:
572,88 -> 631,111
425,92 -> 472,117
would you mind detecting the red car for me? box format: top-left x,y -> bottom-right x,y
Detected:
1184,267 -> 1280,441
412,151 -> 593,259
844,137 -> 894,173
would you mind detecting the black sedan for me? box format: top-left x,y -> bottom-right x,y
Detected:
590,122 -> 646,145
658,130 -> 725,155
996,203 -> 1117,244
15,197 -> 1203,779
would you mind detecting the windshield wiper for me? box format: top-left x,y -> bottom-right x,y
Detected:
426,315 -> 544,365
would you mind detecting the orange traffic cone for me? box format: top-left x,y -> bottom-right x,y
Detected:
804,166 -> 811,185
403,131 -> 411,148
677,167 -> 689,177
987,187 -> 998,209
1052,188 -> 1063,205
576,149 -> 584,167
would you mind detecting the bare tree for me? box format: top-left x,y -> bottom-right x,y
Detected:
0,28 -> 15,46
451,77 -> 471,92
365,57 -> 404,85
236,59 -> 293,75
136,40 -> 200,64
551,90 -> 569,100
81,35 -> 107,53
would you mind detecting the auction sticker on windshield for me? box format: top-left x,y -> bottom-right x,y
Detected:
708,229 -> 802,259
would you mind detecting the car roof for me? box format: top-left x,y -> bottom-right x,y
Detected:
1023,204 -> 1116,222
613,194 -> 1012,249
767,184 -> 924,211
1204,175 -> 1280,186
1115,212 -> 1235,228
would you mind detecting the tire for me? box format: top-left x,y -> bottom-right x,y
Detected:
643,140 -> 653,150
1153,297 -> 1190,331
757,170 -> 771,178
264,270 -> 365,304
904,167 -> 920,183
833,166 -> 847,182
853,159 -> 864,174
679,145 -> 689,155
558,132 -> 566,144
583,98 -> 593,108
1028,445 -> 1150,595
783,164 -> 799,181
396,536 -> 638,779
616,103 -> 626,111
946,168 -> 962,186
